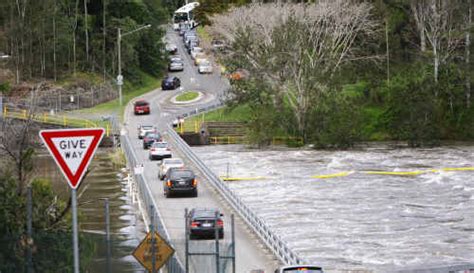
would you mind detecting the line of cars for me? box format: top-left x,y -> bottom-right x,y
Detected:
136,124 -> 224,240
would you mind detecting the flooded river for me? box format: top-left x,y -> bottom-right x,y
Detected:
37,150 -> 146,272
191,143 -> 474,272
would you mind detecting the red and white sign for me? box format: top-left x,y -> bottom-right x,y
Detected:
39,128 -> 105,189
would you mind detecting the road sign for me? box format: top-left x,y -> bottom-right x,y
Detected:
133,231 -> 175,272
117,74 -> 123,86
39,128 -> 105,189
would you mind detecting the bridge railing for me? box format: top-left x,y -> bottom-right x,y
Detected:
166,125 -> 304,265
121,134 -> 185,273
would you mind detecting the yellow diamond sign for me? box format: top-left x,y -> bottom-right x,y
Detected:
132,231 -> 175,272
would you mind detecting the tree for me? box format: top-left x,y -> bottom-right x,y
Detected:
211,1 -> 379,140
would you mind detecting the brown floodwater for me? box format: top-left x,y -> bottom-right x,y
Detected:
35,149 -> 147,272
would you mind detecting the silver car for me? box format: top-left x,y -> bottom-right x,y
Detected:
198,60 -> 213,74
158,158 -> 184,180
169,59 -> 184,71
137,125 -> 156,139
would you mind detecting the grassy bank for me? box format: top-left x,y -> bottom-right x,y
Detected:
73,70 -> 161,119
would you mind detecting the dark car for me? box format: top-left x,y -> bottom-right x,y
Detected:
142,132 -> 161,149
134,100 -> 150,115
274,265 -> 324,273
163,168 -> 197,197
161,76 -> 181,90
187,208 -> 224,239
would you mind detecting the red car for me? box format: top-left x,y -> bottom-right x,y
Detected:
134,100 -> 150,115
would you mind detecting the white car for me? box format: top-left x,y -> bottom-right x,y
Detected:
198,60 -> 213,74
190,47 -> 204,60
138,125 -> 156,139
158,158 -> 184,180
149,142 -> 172,161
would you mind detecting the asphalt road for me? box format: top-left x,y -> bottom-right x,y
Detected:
124,29 -> 279,273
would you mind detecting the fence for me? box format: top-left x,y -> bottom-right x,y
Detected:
166,125 -> 304,265
2,106 -> 115,137
121,134 -> 186,273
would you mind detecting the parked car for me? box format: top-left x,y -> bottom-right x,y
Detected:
198,60 -> 213,74
168,59 -> 184,72
165,43 -> 177,54
137,125 -> 156,139
158,158 -> 184,180
187,208 -> 224,239
161,76 -> 181,90
142,132 -> 161,149
148,141 -> 172,161
227,68 -> 249,81
190,47 -> 204,60
274,265 -> 324,273
163,168 -> 197,197
133,100 -> 150,115
211,39 -> 226,52
194,53 -> 207,66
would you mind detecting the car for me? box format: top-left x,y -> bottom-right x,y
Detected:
187,41 -> 199,54
168,59 -> 184,72
165,43 -> 177,54
169,56 -> 182,63
158,158 -> 184,180
142,131 -> 161,149
183,31 -> 196,42
133,100 -> 150,115
194,53 -> 207,66
274,265 -> 324,273
148,141 -> 172,161
190,47 -> 204,59
211,39 -> 226,52
198,60 -> 213,74
187,208 -> 224,239
161,76 -> 181,90
185,36 -> 199,49
137,125 -> 156,139
163,168 -> 197,197
227,68 -> 250,80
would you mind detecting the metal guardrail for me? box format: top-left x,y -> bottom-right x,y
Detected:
166,125 -> 304,265
121,134 -> 186,273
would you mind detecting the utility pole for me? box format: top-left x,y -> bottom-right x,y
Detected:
117,24 -> 151,106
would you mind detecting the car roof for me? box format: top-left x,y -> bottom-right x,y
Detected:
163,158 -> 183,164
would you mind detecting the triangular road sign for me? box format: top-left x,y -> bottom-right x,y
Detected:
39,128 -> 105,189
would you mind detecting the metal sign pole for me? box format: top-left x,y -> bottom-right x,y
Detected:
185,208 -> 189,273
150,205 -> 156,273
72,188 -> 80,273
105,198 -> 111,273
215,211 -> 220,273
231,214 -> 235,273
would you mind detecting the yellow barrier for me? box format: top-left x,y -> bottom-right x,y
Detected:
312,171 -> 353,179
362,170 -> 428,176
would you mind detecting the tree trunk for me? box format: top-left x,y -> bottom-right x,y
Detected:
84,0 -> 89,63
103,0 -> 106,82
53,0 -> 57,81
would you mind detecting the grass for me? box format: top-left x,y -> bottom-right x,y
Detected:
176,91 -> 199,102
72,70 -> 161,120
196,26 -> 211,43
178,104 -> 251,132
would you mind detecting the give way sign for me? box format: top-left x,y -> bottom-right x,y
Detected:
39,128 -> 105,189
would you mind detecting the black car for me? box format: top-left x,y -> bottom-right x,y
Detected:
163,168 -> 197,197
142,132 -> 161,149
161,76 -> 181,90
187,208 -> 224,240
274,265 -> 324,273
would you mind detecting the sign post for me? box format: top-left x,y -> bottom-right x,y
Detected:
39,128 -> 105,273
133,231 -> 175,272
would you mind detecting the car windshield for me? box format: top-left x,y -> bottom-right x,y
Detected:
282,267 -> 323,273
135,101 -> 148,106
152,142 -> 167,148
200,61 -> 210,66
170,170 -> 193,179
164,159 -> 183,165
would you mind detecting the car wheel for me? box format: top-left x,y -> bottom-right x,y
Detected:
191,189 -> 198,198
219,232 -> 224,239
165,191 -> 170,198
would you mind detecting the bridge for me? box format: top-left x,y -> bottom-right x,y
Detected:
118,28 -> 306,273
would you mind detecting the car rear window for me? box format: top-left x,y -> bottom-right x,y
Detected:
152,142 -> 167,148
142,126 -> 153,130
145,133 -> 160,138
135,101 -> 148,106
170,170 -> 193,179
193,210 -> 219,218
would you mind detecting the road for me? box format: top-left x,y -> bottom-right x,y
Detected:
124,29 -> 279,272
